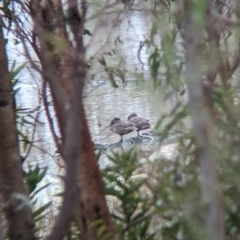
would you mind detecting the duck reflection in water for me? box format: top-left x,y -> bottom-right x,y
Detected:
127,113 -> 150,137
110,118 -> 135,142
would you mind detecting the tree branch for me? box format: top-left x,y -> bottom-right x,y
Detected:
181,1 -> 224,239
0,213 -> 4,240
121,214 -> 152,234
211,10 -> 240,27
46,98 -> 80,240
42,81 -> 62,155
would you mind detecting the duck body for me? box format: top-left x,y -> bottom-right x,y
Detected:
110,118 -> 135,142
127,113 -> 150,136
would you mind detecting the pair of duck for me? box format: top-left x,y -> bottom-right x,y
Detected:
110,113 -> 150,142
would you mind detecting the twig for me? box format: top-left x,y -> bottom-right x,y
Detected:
137,40 -> 146,66
22,106 -> 41,161
42,80 -> 62,155
121,214 -> 152,234
211,10 -> 240,27
0,213 -> 4,240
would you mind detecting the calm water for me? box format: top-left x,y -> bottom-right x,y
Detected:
83,1 -> 167,143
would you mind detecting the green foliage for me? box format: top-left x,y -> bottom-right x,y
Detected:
154,104 -> 189,143
24,164 -> 52,236
102,148 -> 156,239
25,164 -> 47,193
10,61 -> 25,80
5,1 -> 240,239
98,143 -> 204,240
143,1 -> 240,237
98,56 -> 126,88
83,29 -> 92,36
149,48 -> 161,83
69,218 -> 82,240
33,202 -> 51,219
9,61 -> 24,97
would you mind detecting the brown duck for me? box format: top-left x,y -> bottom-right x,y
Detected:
110,118 -> 135,142
127,113 -> 150,136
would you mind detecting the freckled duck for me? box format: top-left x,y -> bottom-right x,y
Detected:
110,118 -> 135,142
127,113 -> 150,136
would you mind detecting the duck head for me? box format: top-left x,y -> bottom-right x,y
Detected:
128,113 -> 137,120
110,118 -> 120,126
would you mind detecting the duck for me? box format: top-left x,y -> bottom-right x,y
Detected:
109,118 -> 135,142
127,113 -> 150,136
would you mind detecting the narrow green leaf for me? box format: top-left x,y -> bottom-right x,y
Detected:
9,63 -> 25,80
33,202 -> 52,218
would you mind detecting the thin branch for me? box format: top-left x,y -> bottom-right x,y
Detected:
121,214 -> 152,234
46,103 -> 79,240
67,0 -> 82,44
231,52 -> 240,73
137,40 -> 146,66
13,8 -> 42,75
0,213 -> 4,240
181,1 -> 224,239
42,80 -> 62,155
22,106 -> 41,161
211,10 -> 240,27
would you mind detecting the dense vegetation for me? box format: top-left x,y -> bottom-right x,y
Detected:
1,0 -> 240,239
